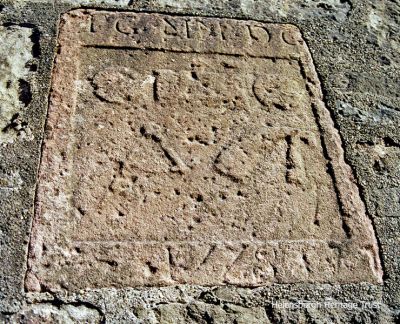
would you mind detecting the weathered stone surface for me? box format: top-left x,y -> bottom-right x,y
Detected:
25,10 -> 382,291
0,25 -> 34,145
21,285 -> 392,323
365,0 -> 400,56
240,0 -> 352,22
59,0 -> 131,4
10,303 -> 102,323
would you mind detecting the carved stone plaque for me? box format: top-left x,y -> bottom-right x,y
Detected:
26,10 -> 382,291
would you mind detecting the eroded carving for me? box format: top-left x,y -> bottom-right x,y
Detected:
253,75 -> 300,110
92,67 -> 155,104
26,11 -> 382,291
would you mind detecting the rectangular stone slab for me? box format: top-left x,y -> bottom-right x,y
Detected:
25,10 -> 382,292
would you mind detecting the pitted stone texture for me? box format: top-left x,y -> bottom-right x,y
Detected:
151,0 -> 352,22
58,0 -> 131,4
366,0 -> 400,54
26,10 -> 382,291
240,0 -> 352,22
0,25 -> 34,145
10,303 -> 102,323
23,285 -> 392,323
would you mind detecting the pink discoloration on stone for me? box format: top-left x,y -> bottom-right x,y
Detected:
26,10 -> 382,291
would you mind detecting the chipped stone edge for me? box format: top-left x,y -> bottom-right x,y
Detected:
25,10 -> 382,292
296,27 -> 383,282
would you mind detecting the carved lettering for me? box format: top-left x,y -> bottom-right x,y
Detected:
26,11 -> 382,291
248,25 -> 270,44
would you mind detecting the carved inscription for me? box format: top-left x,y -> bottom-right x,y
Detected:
111,15 -> 271,45
26,11 -> 382,292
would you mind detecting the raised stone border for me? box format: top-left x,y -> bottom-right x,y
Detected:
25,10 -> 381,291
0,0 -> 399,322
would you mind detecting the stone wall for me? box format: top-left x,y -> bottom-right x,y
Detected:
0,0 -> 399,322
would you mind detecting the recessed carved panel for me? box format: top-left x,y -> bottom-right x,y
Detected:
26,10 -> 382,291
